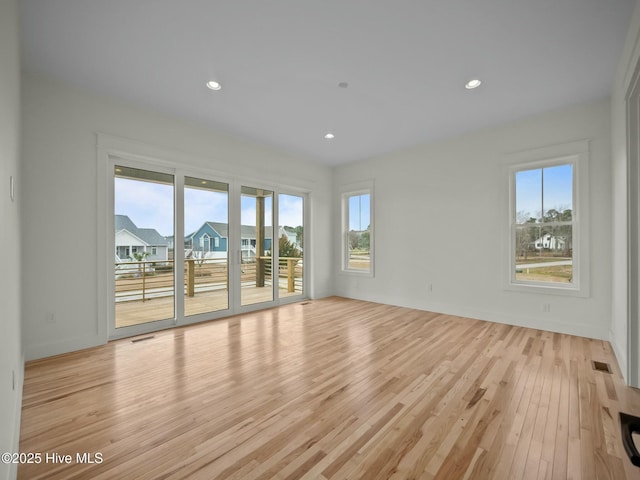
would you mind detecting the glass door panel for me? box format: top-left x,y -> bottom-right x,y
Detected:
184,177 -> 230,316
114,165 -> 174,328
278,194 -> 304,298
240,186 -> 274,306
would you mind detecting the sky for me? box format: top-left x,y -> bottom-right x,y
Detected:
515,164 -> 572,222
349,193 -> 370,231
115,178 -> 303,237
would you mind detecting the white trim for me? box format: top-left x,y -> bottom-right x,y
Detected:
7,353 -> 24,479
626,58 -> 640,387
343,293 -> 608,341
503,140 -> 590,297
611,329 -> 628,382
25,333 -> 104,361
97,132 -> 317,192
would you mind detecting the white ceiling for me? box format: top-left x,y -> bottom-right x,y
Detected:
19,0 -> 636,165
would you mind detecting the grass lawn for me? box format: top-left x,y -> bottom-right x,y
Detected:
516,264 -> 573,283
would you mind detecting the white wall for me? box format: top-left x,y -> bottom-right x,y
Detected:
334,99 -> 612,340
21,74 -> 333,360
0,0 -> 23,478
611,0 -> 640,382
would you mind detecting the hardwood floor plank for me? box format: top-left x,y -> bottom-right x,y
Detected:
17,297 -> 640,479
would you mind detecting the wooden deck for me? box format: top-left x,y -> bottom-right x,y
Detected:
115,284 -> 301,328
18,297 -> 640,479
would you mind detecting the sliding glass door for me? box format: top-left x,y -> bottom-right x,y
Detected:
240,186 -> 274,307
184,177 -> 230,316
114,165 -> 175,329
108,156 -> 307,338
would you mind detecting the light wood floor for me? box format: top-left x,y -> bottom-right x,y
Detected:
18,297 -> 640,479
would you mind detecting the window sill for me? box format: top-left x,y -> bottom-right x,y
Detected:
340,268 -> 374,278
505,281 -> 588,298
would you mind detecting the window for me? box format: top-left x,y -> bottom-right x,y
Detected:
214,237 -> 219,248
151,247 -> 157,255
341,182 -> 374,275
506,141 -> 589,296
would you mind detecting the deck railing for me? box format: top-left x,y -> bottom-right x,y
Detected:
115,256 -> 303,302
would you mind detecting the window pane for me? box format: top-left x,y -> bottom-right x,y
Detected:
347,193 -> 371,270
515,225 -> 573,283
278,194 -> 304,298
543,164 -> 573,221
184,176 -> 229,316
241,186 -> 274,306
515,169 -> 542,224
114,165 -> 174,328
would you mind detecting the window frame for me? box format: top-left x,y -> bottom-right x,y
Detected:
340,181 -> 374,276
504,140 -> 590,297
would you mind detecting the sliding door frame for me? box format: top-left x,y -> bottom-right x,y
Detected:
97,134 -> 310,341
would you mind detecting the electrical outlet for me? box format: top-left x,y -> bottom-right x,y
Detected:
427,284 -> 433,292
542,303 -> 551,313
45,312 -> 56,324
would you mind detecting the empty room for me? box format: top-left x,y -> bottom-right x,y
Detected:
4,0 -> 640,478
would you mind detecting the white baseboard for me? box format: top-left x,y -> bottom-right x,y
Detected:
341,292 -> 608,340
25,334 -> 105,362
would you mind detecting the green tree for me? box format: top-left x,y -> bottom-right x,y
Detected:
129,251 -> 150,262
514,212 -> 537,259
278,235 -> 301,258
360,231 -> 370,250
293,226 -> 303,249
129,251 -> 150,277
349,230 -> 360,250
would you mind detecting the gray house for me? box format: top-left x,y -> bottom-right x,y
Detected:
115,215 -> 169,262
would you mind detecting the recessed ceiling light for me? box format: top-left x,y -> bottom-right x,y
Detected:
206,80 -> 222,91
338,82 -> 349,89
465,79 -> 482,90
324,133 -> 335,140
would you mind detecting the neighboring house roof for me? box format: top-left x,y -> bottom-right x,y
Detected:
242,225 -> 274,239
115,215 -> 168,246
209,222 -> 228,238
